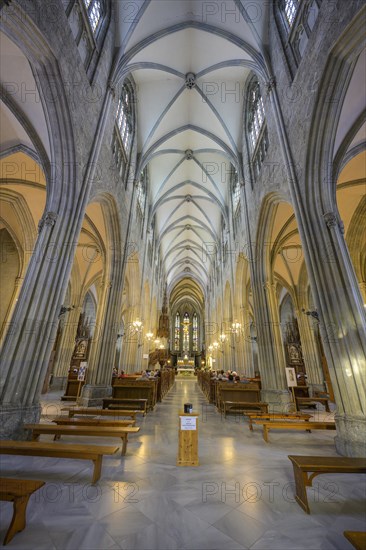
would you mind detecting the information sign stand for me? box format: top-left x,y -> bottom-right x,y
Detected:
177,412 -> 199,466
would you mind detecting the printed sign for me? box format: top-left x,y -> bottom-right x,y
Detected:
180,416 -> 196,430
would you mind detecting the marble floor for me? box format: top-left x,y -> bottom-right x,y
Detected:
0,380 -> 365,549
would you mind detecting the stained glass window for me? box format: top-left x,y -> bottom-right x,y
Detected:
174,313 -> 180,351
192,313 -> 198,352
183,312 -> 190,353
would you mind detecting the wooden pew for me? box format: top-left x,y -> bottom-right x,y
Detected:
102,398 -> 148,415
61,407 -> 139,419
295,396 -> 331,412
0,441 -> 119,484
223,401 -> 268,417
344,531 -> 366,550
0,478 -> 45,545
288,455 -> 366,514
111,380 -> 157,410
24,424 -> 140,456
253,420 -> 336,442
245,412 -> 313,431
51,416 -> 136,427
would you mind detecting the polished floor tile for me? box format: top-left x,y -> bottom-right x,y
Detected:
0,379 -> 365,549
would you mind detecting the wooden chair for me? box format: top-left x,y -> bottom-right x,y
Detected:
288,455 -> 366,513
0,441 -> 119,484
0,478 -> 45,545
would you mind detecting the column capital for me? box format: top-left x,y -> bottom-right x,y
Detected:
265,76 -> 276,95
323,211 -> 344,233
38,211 -> 58,233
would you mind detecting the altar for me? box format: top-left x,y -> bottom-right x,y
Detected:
177,357 -> 195,376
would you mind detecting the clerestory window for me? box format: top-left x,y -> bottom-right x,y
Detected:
247,79 -> 268,179
83,0 -> 105,34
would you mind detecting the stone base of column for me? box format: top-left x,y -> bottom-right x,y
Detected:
0,403 -> 41,440
335,413 -> 366,457
77,384 -> 112,408
260,389 -> 294,413
50,376 -> 67,391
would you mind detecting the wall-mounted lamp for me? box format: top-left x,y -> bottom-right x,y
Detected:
59,305 -> 75,318
302,308 -> 319,321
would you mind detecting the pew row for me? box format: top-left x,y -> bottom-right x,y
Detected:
52,416 -> 135,427
288,455 -> 366,514
61,407 -> 139,419
223,401 -> 269,417
24,424 -> 140,456
0,441 -> 119,484
102,398 -> 148,415
253,420 -> 336,442
245,412 -> 313,431
0,478 -> 45,545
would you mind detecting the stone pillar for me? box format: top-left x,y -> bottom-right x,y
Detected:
302,211 -> 366,456
0,211 -> 79,438
251,279 -> 292,411
51,305 -> 81,390
295,308 -> 324,392
78,278 -> 122,406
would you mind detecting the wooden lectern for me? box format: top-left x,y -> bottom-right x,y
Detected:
177,412 -> 199,466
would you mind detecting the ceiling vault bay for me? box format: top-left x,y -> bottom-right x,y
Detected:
113,0 -> 270,301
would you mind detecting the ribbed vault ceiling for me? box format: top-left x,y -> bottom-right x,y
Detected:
114,0 -> 269,298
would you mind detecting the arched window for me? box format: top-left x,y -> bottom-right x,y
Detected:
174,313 -> 180,351
83,0 -> 105,34
247,78 -> 269,179
116,85 -> 132,156
232,171 -> 240,212
192,313 -> 198,352
281,0 -> 299,29
183,312 -> 190,352
275,0 -> 322,72
64,0 -> 110,81
112,82 -> 134,182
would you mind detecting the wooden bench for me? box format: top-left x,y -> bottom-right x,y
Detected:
344,531 -> 366,550
0,441 -> 119,484
102,398 -> 148,415
288,455 -> 366,514
216,385 -> 261,413
61,407 -> 139,419
51,416 -> 136,427
245,412 -> 312,431
24,424 -> 140,456
295,396 -> 331,412
223,401 -> 269,417
112,380 -> 157,411
0,478 -> 45,545
253,420 -> 336,442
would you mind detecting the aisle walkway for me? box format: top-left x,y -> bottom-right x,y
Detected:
0,380 -> 365,549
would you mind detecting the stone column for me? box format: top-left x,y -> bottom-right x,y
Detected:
302,211 -> 366,456
78,277 -> 123,406
0,211 -> 79,438
51,306 -> 81,390
295,308 -> 324,393
251,279 -> 292,411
